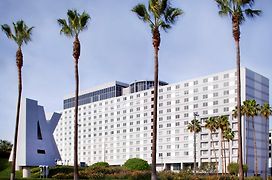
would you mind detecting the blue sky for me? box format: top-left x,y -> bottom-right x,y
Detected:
1,0 -> 272,141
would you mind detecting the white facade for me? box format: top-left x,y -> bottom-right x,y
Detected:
54,68 -> 269,175
10,98 -> 61,169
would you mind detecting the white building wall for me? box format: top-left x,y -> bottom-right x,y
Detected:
54,68 -> 269,174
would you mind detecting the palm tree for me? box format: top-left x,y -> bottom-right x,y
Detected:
214,0 -> 261,179
1,20 -> 33,180
244,100 -> 260,175
260,103 -> 272,179
223,128 -> 234,170
187,118 -> 201,174
57,10 -> 90,180
217,115 -> 230,174
205,117 -> 219,176
132,1 -> 182,179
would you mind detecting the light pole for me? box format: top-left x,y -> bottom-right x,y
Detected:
193,112 -> 199,175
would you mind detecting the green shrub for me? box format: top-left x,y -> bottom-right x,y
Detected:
123,158 -> 150,171
158,170 -> 176,180
52,172 -> 73,179
90,161 -> 109,168
48,165 -> 74,177
243,164 -> 248,174
228,162 -> 239,175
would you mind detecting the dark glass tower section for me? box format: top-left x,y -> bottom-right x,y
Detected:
129,80 -> 168,93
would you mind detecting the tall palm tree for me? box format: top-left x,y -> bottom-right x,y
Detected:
215,1 -> 261,179
187,118 -> 201,174
223,127 -> 234,169
132,1 -> 182,179
244,99 -> 260,175
260,103 -> 272,179
57,9 -> 90,180
1,20 -> 33,180
205,117 -> 219,176
217,115 -> 230,174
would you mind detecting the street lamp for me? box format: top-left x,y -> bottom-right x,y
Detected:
193,112 -> 199,175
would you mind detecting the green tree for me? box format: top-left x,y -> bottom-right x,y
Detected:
205,117 -> 219,176
243,100 -> 260,175
57,9 -> 90,180
223,128 -> 234,168
187,118 -> 201,174
214,0 -> 261,179
1,20 -> 34,180
0,140 -> 12,153
260,103 -> 272,179
132,1 -> 182,179
217,115 -> 230,174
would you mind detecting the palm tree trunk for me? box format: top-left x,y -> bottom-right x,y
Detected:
194,130 -> 196,175
151,27 -> 160,180
223,138 -> 226,174
228,140 -> 231,169
221,132 -> 224,175
246,117 -> 249,177
252,117 -> 258,175
211,135 -> 219,177
10,47 -> 23,180
233,14 -> 244,180
264,119 -> 268,180
73,35 -> 80,180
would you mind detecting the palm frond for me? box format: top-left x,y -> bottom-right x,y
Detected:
158,20 -> 171,32
216,0 -> 233,17
57,19 -> 73,37
132,4 -> 152,24
23,26 -> 34,45
148,0 -> 160,19
1,24 -> 13,39
244,9 -> 261,18
164,7 -> 183,24
79,11 -> 91,31
160,0 -> 168,15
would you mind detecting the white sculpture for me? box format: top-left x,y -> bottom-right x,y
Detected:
9,98 -> 61,177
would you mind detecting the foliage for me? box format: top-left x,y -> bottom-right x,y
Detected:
199,162 -> 217,174
227,162 -> 248,175
0,140 -> 12,158
228,162 -> 239,175
90,161 -> 109,168
123,158 -> 150,171
47,165 -> 74,177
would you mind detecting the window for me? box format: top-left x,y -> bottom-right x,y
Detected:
213,101 -> 218,105
213,109 -> 218,113
203,86 -> 208,91
213,76 -> 218,81
184,90 -> 189,95
224,73 -> 229,79
203,94 -> 208,99
193,96 -> 198,101
194,104 -> 198,109
224,82 -> 229,87
184,151 -> 189,156
37,149 -> 46,154
184,98 -> 189,102
224,99 -> 229,103
184,83 -> 189,87
224,90 -> 229,95
203,78 -> 208,83
203,102 -> 208,107
37,121 -> 43,140
194,81 -> 198,85
224,107 -> 229,112
213,92 -> 218,97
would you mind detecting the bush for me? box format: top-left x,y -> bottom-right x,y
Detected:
48,165 -> 74,177
228,162 -> 239,175
90,161 -> 109,168
227,162 -> 248,176
123,158 -> 150,171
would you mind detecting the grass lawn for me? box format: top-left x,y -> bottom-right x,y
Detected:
0,157 -> 22,179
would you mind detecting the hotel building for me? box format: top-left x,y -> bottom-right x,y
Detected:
54,67 -> 269,175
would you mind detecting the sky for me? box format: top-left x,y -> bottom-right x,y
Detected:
0,0 -> 272,142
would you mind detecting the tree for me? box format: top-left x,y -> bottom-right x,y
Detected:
57,9 -> 90,180
205,117 -> 219,176
243,99 -> 260,175
223,128 -> 234,168
217,115 -> 230,174
1,20 -> 34,180
132,1 -> 182,179
260,103 -> 272,179
123,158 -> 151,171
187,118 -> 201,174
214,0 -> 261,179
